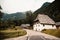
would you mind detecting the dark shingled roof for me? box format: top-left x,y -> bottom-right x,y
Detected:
34,14 -> 55,24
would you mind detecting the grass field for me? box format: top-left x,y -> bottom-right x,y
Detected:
41,29 -> 60,38
0,28 -> 27,39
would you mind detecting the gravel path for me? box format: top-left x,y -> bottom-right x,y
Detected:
3,29 -> 60,40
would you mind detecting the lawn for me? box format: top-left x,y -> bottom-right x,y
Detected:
41,29 -> 60,38
0,28 -> 27,39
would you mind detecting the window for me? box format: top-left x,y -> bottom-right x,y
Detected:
52,25 -> 54,27
43,24 -> 45,27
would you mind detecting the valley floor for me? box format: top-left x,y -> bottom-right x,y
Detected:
4,29 -> 60,40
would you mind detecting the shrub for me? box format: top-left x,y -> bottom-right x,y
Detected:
42,29 -> 46,31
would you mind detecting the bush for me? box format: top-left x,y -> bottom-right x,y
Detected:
42,29 -> 46,31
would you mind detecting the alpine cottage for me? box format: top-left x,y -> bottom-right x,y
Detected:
33,14 -> 56,31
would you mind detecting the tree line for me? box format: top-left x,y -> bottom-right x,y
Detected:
0,10 -> 36,30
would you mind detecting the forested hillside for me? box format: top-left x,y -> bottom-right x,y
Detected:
34,0 -> 60,22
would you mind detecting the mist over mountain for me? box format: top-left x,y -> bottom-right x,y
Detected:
2,12 -> 26,21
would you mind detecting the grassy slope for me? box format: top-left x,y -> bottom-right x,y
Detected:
42,29 -> 60,38
0,28 -> 27,39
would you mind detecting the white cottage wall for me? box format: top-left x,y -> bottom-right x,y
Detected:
33,23 -> 56,31
33,23 -> 44,31
44,25 -> 56,29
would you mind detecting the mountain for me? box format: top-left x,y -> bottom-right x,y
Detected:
34,1 -> 60,22
0,6 -> 4,18
34,2 -> 51,14
2,12 -> 26,21
44,0 -> 60,22
33,2 -> 51,20
0,6 -> 2,9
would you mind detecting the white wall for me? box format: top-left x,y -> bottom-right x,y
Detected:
44,25 -> 56,29
33,23 -> 44,31
33,23 -> 56,31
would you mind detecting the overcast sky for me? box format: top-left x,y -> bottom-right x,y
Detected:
0,0 -> 54,14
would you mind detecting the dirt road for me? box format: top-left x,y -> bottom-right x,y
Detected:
4,29 -> 60,40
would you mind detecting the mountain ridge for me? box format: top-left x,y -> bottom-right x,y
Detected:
2,12 -> 26,21
33,1 -> 60,22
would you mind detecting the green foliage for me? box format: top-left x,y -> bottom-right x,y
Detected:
0,19 -> 24,29
25,11 -> 34,26
0,11 -> 35,29
0,6 -> 4,18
